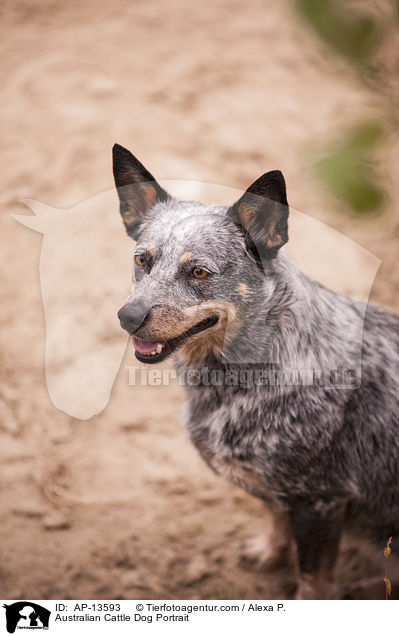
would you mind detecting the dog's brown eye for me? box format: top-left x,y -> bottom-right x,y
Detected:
135,254 -> 146,267
192,267 -> 209,279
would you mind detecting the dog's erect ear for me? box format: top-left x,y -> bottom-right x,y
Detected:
229,171 -> 289,259
112,144 -> 169,239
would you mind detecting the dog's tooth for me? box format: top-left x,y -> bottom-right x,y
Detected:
156,343 -> 163,354
151,350 -> 157,356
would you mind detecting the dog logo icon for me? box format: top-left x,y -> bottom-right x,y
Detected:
2,602 -> 50,633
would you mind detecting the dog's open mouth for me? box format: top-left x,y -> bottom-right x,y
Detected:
132,315 -> 219,364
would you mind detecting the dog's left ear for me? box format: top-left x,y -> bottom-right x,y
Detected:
229,171 -> 289,259
113,144 -> 169,239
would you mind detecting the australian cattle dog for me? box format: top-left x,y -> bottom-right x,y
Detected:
113,143 -> 399,599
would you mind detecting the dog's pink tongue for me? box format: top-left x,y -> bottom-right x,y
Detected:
132,336 -> 161,354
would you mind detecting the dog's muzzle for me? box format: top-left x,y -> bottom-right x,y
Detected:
117,301 -> 219,364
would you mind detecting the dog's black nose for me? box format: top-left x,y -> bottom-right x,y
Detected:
117,302 -> 149,334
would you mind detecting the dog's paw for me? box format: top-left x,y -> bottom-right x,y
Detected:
295,576 -> 336,600
238,534 -> 291,572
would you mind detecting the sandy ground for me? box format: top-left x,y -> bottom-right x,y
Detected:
1,0 -> 399,600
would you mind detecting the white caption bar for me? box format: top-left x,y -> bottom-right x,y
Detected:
0,599 -> 396,635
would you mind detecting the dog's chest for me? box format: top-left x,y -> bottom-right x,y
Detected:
183,392 -> 277,500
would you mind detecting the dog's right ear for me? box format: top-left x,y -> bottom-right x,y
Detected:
112,144 -> 169,239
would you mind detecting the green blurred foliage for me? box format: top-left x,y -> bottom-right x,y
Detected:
296,0 -> 390,214
297,0 -> 380,65
316,123 -> 385,214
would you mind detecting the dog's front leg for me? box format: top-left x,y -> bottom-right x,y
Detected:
288,499 -> 345,600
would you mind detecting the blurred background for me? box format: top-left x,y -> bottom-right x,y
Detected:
1,0 -> 398,599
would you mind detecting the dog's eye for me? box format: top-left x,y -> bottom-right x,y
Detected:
192,267 -> 209,279
135,254 -> 146,267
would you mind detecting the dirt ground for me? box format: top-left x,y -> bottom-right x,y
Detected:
1,0 -> 399,600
